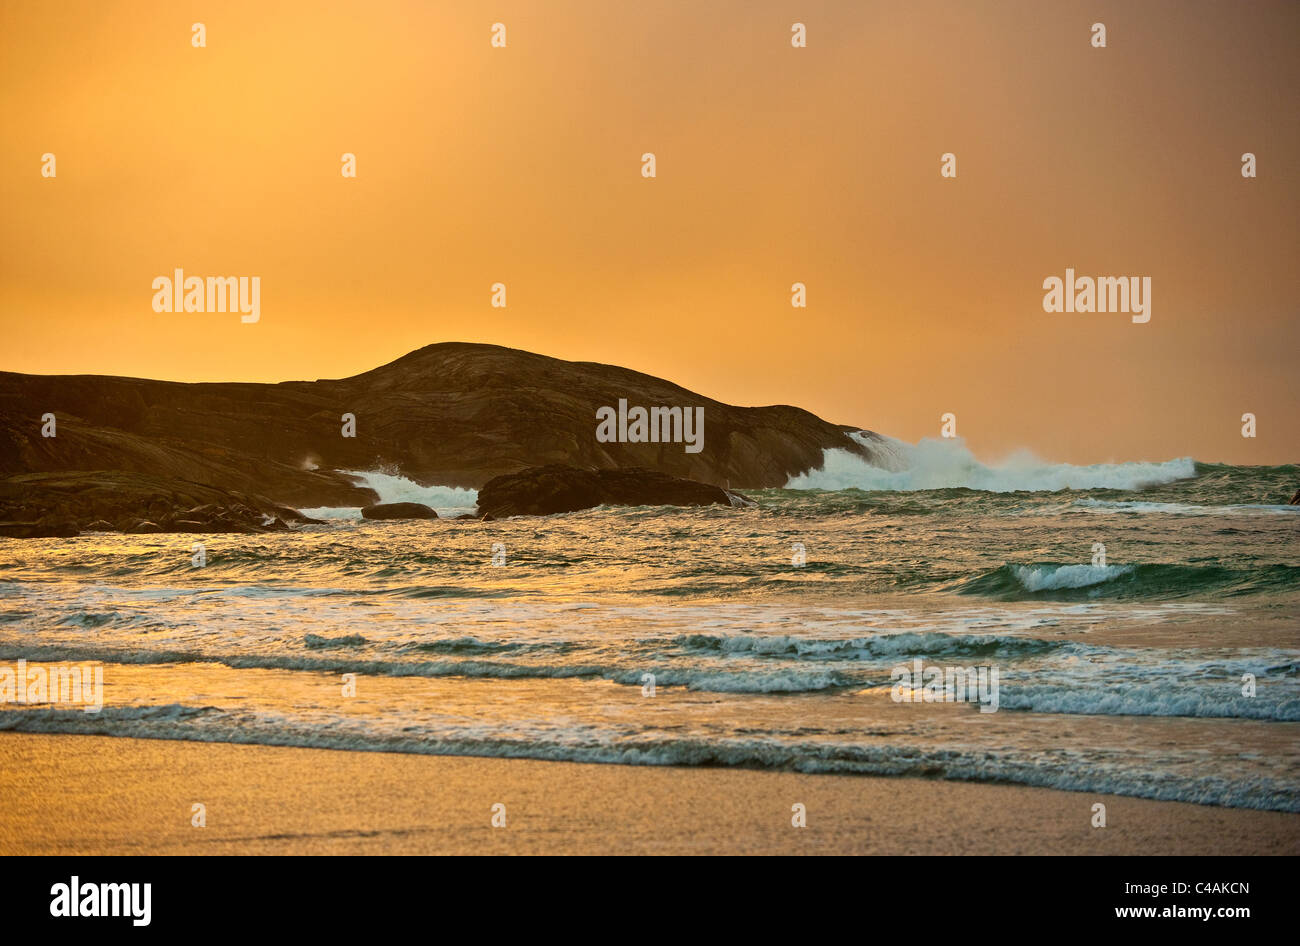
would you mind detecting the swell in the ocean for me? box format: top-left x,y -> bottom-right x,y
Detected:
951,562 -> 1300,600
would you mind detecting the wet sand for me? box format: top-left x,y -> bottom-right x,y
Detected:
2,732 -> 1296,855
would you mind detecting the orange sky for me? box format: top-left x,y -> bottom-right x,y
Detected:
1,0 -> 1296,464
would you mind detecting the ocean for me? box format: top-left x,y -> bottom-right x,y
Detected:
2,435 -> 1297,811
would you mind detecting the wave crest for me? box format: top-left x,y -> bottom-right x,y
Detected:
301,470 -> 479,519
787,432 -> 1197,493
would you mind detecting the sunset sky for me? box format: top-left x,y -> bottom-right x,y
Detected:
1,0 -> 1296,465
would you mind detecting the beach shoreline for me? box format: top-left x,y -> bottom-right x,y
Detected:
2,732 -> 1296,855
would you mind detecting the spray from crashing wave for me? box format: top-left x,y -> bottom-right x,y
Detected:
300,470 -> 479,519
786,432 -> 1198,493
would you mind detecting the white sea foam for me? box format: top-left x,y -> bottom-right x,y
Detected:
786,432 -> 1197,493
1011,563 -> 1134,591
301,470 -> 479,519
997,685 -> 1300,721
1073,499 -> 1300,515
4,704 -> 1295,810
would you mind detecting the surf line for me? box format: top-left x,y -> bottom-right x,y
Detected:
1042,269 -> 1150,323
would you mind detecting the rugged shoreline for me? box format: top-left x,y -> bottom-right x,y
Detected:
2,343 -> 857,535
0,342 -> 879,508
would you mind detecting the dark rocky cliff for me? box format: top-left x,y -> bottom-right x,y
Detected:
0,342 -> 881,511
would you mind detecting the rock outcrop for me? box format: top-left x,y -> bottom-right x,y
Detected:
476,465 -> 753,518
0,343 -> 882,508
360,502 -> 438,520
0,471 -> 316,537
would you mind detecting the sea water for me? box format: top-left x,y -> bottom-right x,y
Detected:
1,436 -> 1296,811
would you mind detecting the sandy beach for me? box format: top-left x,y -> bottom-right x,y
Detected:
2,732 -> 1296,855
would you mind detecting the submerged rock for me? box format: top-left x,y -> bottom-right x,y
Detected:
476,464 -> 754,518
360,501 -> 438,520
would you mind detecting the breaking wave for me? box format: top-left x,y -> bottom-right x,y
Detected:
955,562 -> 1300,600
787,432 -> 1197,493
300,470 -> 479,519
2,707 -> 1294,811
